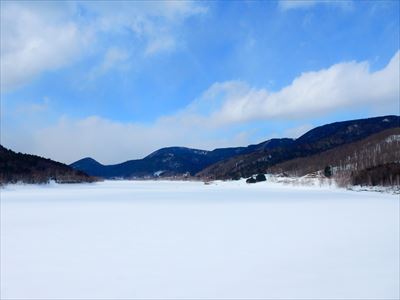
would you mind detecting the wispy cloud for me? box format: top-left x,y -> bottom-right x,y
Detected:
0,2 -> 92,91
283,124 -> 314,139
88,47 -> 130,80
279,0 -> 353,11
15,97 -> 51,115
0,1 -> 207,92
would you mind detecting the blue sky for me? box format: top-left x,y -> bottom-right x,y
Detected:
1,0 -> 399,164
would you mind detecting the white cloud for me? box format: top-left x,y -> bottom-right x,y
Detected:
0,2 -> 91,91
12,115 -> 248,164
196,51 -> 399,125
81,1 -> 206,56
0,1 -> 207,92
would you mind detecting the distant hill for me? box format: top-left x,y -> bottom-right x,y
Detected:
71,115 -> 399,182
71,138 -> 296,179
70,144 -> 268,178
0,146 -> 97,184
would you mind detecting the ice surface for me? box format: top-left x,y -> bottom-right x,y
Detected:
1,180 -> 399,299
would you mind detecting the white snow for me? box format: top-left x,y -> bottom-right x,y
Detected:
385,134 -> 400,143
1,180 -> 399,299
193,150 -> 208,155
153,170 -> 165,177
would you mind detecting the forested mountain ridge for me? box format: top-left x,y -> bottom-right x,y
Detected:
197,115 -> 400,180
268,128 -> 400,186
0,146 -> 97,184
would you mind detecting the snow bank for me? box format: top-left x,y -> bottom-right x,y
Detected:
1,180 -> 399,299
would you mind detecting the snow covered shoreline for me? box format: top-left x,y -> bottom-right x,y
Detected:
2,175 -> 399,194
1,180 -> 399,299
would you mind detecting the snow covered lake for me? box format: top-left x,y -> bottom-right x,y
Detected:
1,180 -> 399,299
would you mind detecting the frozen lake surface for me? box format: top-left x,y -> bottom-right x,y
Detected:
1,180 -> 399,299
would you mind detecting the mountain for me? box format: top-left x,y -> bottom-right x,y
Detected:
70,157 -> 107,177
0,146 -> 97,184
268,127 -> 400,186
71,137 -> 298,179
70,115 -> 399,180
197,115 -> 400,179
71,145 -> 258,178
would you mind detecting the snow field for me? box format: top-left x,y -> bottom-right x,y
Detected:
1,180 -> 399,299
